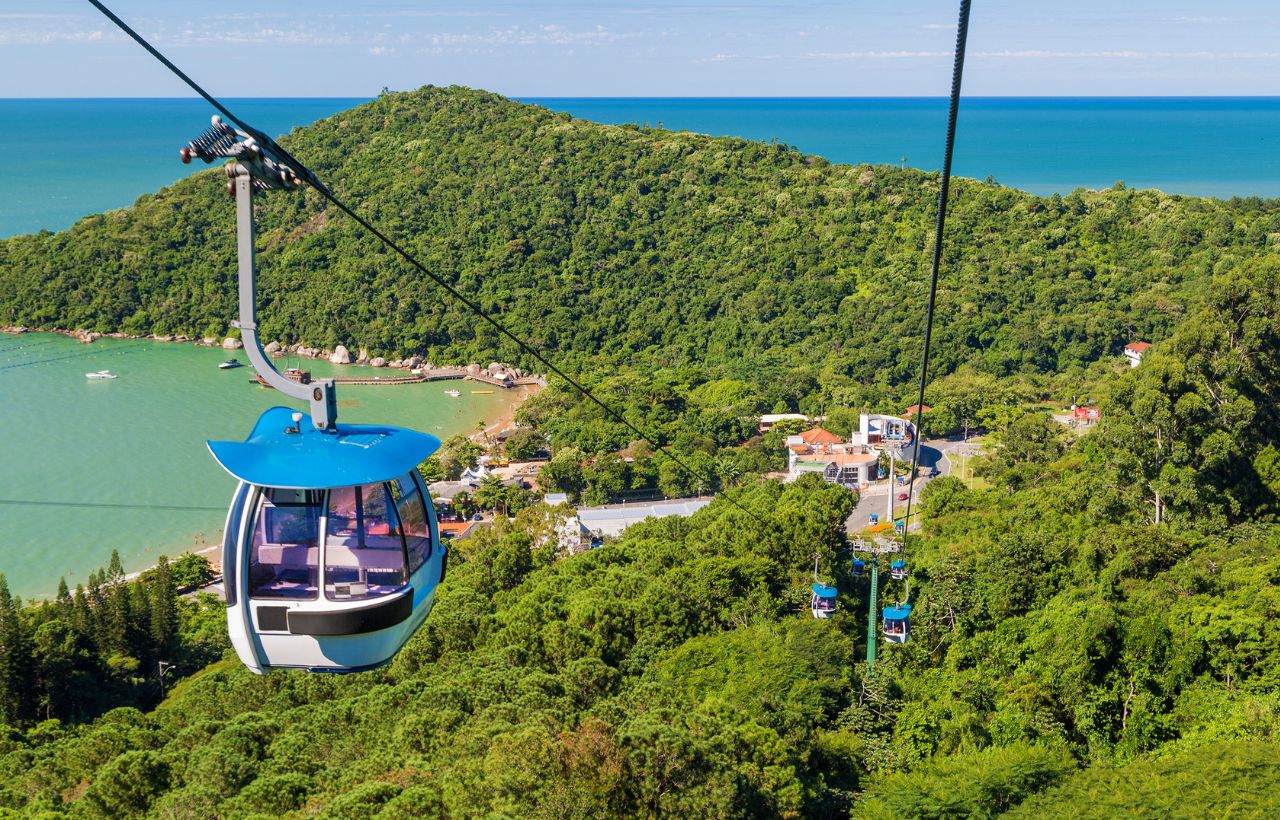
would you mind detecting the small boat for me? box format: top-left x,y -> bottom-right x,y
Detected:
444,389 -> 461,398
471,390 -> 494,394
86,370 -> 117,380
219,359 -> 244,370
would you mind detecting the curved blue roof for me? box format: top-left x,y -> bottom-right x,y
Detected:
208,406 -> 441,489
883,604 -> 913,621
812,583 -> 838,598
891,559 -> 906,568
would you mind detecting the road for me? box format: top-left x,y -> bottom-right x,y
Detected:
843,438 -> 980,535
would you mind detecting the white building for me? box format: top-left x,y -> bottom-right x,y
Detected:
784,414 -> 915,489
758,413 -> 811,433
1124,341 -> 1152,368
575,497 -> 714,539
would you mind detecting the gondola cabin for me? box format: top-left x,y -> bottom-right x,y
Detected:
811,583 -> 837,619
890,559 -> 908,581
882,603 -> 912,644
210,407 -> 445,673
851,558 -> 866,578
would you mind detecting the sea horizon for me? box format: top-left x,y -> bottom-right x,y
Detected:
3,95 -> 1280,238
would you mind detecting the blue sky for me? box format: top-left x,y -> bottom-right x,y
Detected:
6,1 -> 1280,97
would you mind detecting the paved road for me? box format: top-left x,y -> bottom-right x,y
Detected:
839,437 -> 977,534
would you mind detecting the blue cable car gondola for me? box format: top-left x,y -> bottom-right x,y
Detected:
890,559 -> 908,581
811,583 -> 837,619
882,603 -> 912,643
852,558 -> 866,578
179,118 -> 450,673
212,407 -> 446,673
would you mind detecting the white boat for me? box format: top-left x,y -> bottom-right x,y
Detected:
86,370 -> 117,380
444,389 -> 461,398
219,359 -> 244,370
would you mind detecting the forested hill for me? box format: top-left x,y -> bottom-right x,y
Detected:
3,86 -> 1280,392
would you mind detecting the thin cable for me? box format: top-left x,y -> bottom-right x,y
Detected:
902,0 -> 972,553
86,0 -> 769,528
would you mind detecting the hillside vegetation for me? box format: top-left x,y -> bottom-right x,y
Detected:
3,86 -> 1280,403
2,88 -> 1280,817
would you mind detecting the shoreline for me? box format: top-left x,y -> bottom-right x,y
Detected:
1,326 -> 545,387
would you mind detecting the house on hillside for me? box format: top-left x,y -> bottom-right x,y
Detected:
1124,341 -> 1152,368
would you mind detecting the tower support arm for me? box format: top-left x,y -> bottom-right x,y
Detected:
232,166 -> 337,430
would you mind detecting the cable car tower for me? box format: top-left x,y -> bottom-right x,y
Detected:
850,535 -> 910,675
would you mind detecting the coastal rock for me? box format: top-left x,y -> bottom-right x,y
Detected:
222,337 -> 243,350
357,349 -> 369,364
329,345 -> 352,365
370,357 -> 387,368
405,355 -> 422,369
467,363 -> 483,376
298,346 -> 315,358
487,361 -> 503,374
264,341 -> 281,354
389,359 -> 403,369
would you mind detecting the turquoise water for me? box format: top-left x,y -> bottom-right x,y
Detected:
4,97 -> 1280,238
0,333 -> 520,598
0,98 -> 367,238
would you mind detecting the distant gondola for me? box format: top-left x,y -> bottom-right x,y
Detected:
811,583 -> 837,619
882,603 -> 912,643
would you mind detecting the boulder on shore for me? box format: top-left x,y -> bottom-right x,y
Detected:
329,345 -> 352,365
222,337 -> 244,350
389,359 -> 403,369
405,355 -> 422,369
357,349 -> 370,364
264,341 -> 281,354
370,357 -> 387,368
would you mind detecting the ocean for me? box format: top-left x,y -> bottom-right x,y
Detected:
0,333 -> 522,598
2,96 -> 1279,238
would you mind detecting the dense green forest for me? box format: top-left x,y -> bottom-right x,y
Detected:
2,87 -> 1280,816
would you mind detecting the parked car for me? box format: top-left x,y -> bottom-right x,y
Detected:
896,492 -> 909,501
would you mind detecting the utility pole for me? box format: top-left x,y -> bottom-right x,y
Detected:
886,449 -> 896,523
157,660 -> 174,699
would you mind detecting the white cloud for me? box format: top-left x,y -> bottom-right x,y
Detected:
0,27 -> 117,45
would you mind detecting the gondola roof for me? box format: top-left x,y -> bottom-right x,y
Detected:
208,406 -> 441,489
883,604 -> 913,620
812,583 -> 838,599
